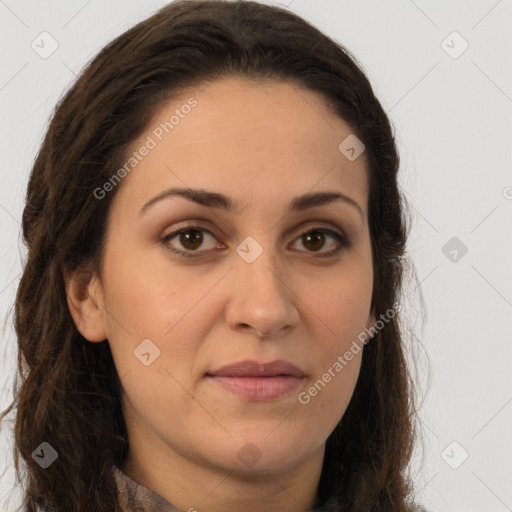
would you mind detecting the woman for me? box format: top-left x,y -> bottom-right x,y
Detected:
1,1 -> 427,510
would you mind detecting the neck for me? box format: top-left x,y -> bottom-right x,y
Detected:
122,433 -> 324,512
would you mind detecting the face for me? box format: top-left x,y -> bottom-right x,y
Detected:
85,76 -> 374,476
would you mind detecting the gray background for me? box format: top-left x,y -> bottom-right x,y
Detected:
1,1 -> 511,511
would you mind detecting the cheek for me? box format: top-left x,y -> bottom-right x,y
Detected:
118,363 -> 204,450
300,245 -> 373,343
100,239 -> 193,341
309,284 -> 372,357
298,350 -> 362,444
298,274 -> 370,425
315,310 -> 367,415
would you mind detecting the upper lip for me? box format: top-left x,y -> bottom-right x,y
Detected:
207,359 -> 305,378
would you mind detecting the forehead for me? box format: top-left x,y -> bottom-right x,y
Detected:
112,76 -> 369,217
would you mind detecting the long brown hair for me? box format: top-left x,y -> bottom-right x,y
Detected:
1,1 -> 424,510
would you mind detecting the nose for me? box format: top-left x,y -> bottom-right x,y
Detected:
224,243 -> 300,338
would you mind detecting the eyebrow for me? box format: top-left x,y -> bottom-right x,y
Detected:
139,187 -> 364,220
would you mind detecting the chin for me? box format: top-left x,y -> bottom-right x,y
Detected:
219,438 -> 311,475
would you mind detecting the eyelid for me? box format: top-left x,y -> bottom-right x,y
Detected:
160,221 -> 349,258
162,219 -> 346,241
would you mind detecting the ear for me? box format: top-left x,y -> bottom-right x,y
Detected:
63,266 -> 108,342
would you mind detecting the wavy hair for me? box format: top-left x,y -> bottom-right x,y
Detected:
1,1 -> 424,510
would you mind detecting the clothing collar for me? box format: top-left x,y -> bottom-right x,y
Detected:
112,465 -> 183,512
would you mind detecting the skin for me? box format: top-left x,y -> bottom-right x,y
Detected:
65,75 -> 376,512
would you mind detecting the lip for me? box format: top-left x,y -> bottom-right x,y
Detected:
206,359 -> 306,401
207,359 -> 305,378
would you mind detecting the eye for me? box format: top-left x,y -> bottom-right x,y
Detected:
160,224 -> 349,258
289,227 -> 349,257
160,227 -> 219,258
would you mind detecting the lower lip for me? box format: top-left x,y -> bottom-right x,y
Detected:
208,375 -> 304,401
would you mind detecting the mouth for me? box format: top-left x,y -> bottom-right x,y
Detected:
206,359 -> 305,401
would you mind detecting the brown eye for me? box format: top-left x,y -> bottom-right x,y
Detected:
161,224 -> 349,259
161,227 -> 218,257
301,231 -> 326,252
178,229 -> 204,250
291,227 -> 348,257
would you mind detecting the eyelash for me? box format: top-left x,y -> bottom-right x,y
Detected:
160,224 -> 350,259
